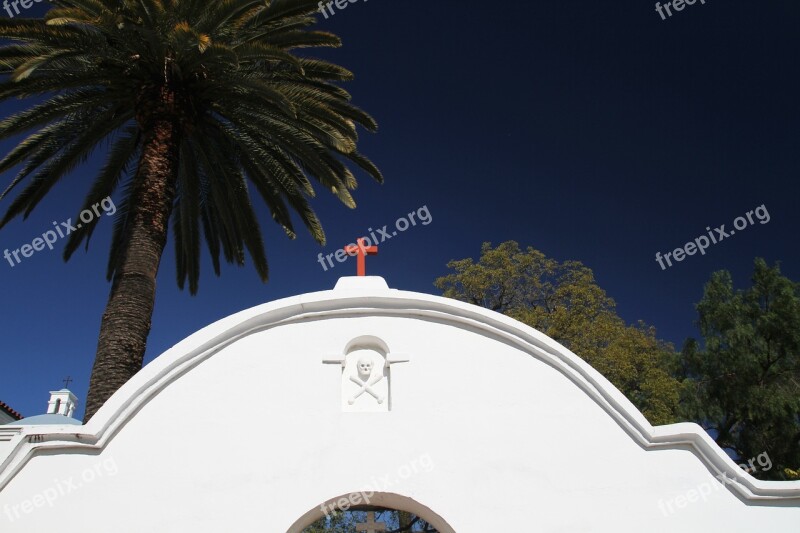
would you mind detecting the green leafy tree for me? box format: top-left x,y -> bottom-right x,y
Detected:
435,241 -> 681,425
303,510 -> 434,532
303,510 -> 349,533
679,259 -> 800,478
0,0 -> 381,421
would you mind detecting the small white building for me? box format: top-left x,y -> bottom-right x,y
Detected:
0,276 -> 798,531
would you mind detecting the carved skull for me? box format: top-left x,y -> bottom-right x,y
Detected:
357,357 -> 373,379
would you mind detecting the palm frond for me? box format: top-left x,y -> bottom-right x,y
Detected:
0,0 -> 380,288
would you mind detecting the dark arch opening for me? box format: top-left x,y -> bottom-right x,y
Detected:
287,492 -> 456,533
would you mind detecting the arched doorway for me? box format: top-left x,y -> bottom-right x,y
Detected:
287,492 -> 456,533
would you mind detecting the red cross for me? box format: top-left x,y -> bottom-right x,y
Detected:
344,238 -> 378,276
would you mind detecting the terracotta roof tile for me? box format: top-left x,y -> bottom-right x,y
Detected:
0,401 -> 22,421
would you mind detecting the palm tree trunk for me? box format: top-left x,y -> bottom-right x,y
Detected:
83,86 -> 180,422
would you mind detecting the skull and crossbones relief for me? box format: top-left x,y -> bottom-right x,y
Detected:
348,356 -> 384,405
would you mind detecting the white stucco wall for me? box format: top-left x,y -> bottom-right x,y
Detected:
0,277 -> 797,532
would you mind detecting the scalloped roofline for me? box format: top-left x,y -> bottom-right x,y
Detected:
1,276 -> 798,501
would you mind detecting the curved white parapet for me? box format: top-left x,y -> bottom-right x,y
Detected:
0,277 -> 797,532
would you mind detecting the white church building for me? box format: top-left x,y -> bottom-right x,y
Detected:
0,276 -> 798,531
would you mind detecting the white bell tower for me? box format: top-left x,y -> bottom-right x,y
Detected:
46,389 -> 78,418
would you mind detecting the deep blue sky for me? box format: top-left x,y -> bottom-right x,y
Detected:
1,1 -> 798,419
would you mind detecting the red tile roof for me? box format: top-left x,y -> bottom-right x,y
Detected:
0,401 -> 22,421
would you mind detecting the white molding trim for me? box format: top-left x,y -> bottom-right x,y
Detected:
1,278 -> 799,502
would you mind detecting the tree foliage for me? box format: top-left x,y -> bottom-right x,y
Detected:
434,241 -> 681,425
679,259 -> 800,478
0,0 -> 381,290
303,510 -> 434,532
0,0 -> 381,420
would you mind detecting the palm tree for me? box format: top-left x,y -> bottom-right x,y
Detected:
0,0 -> 382,422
